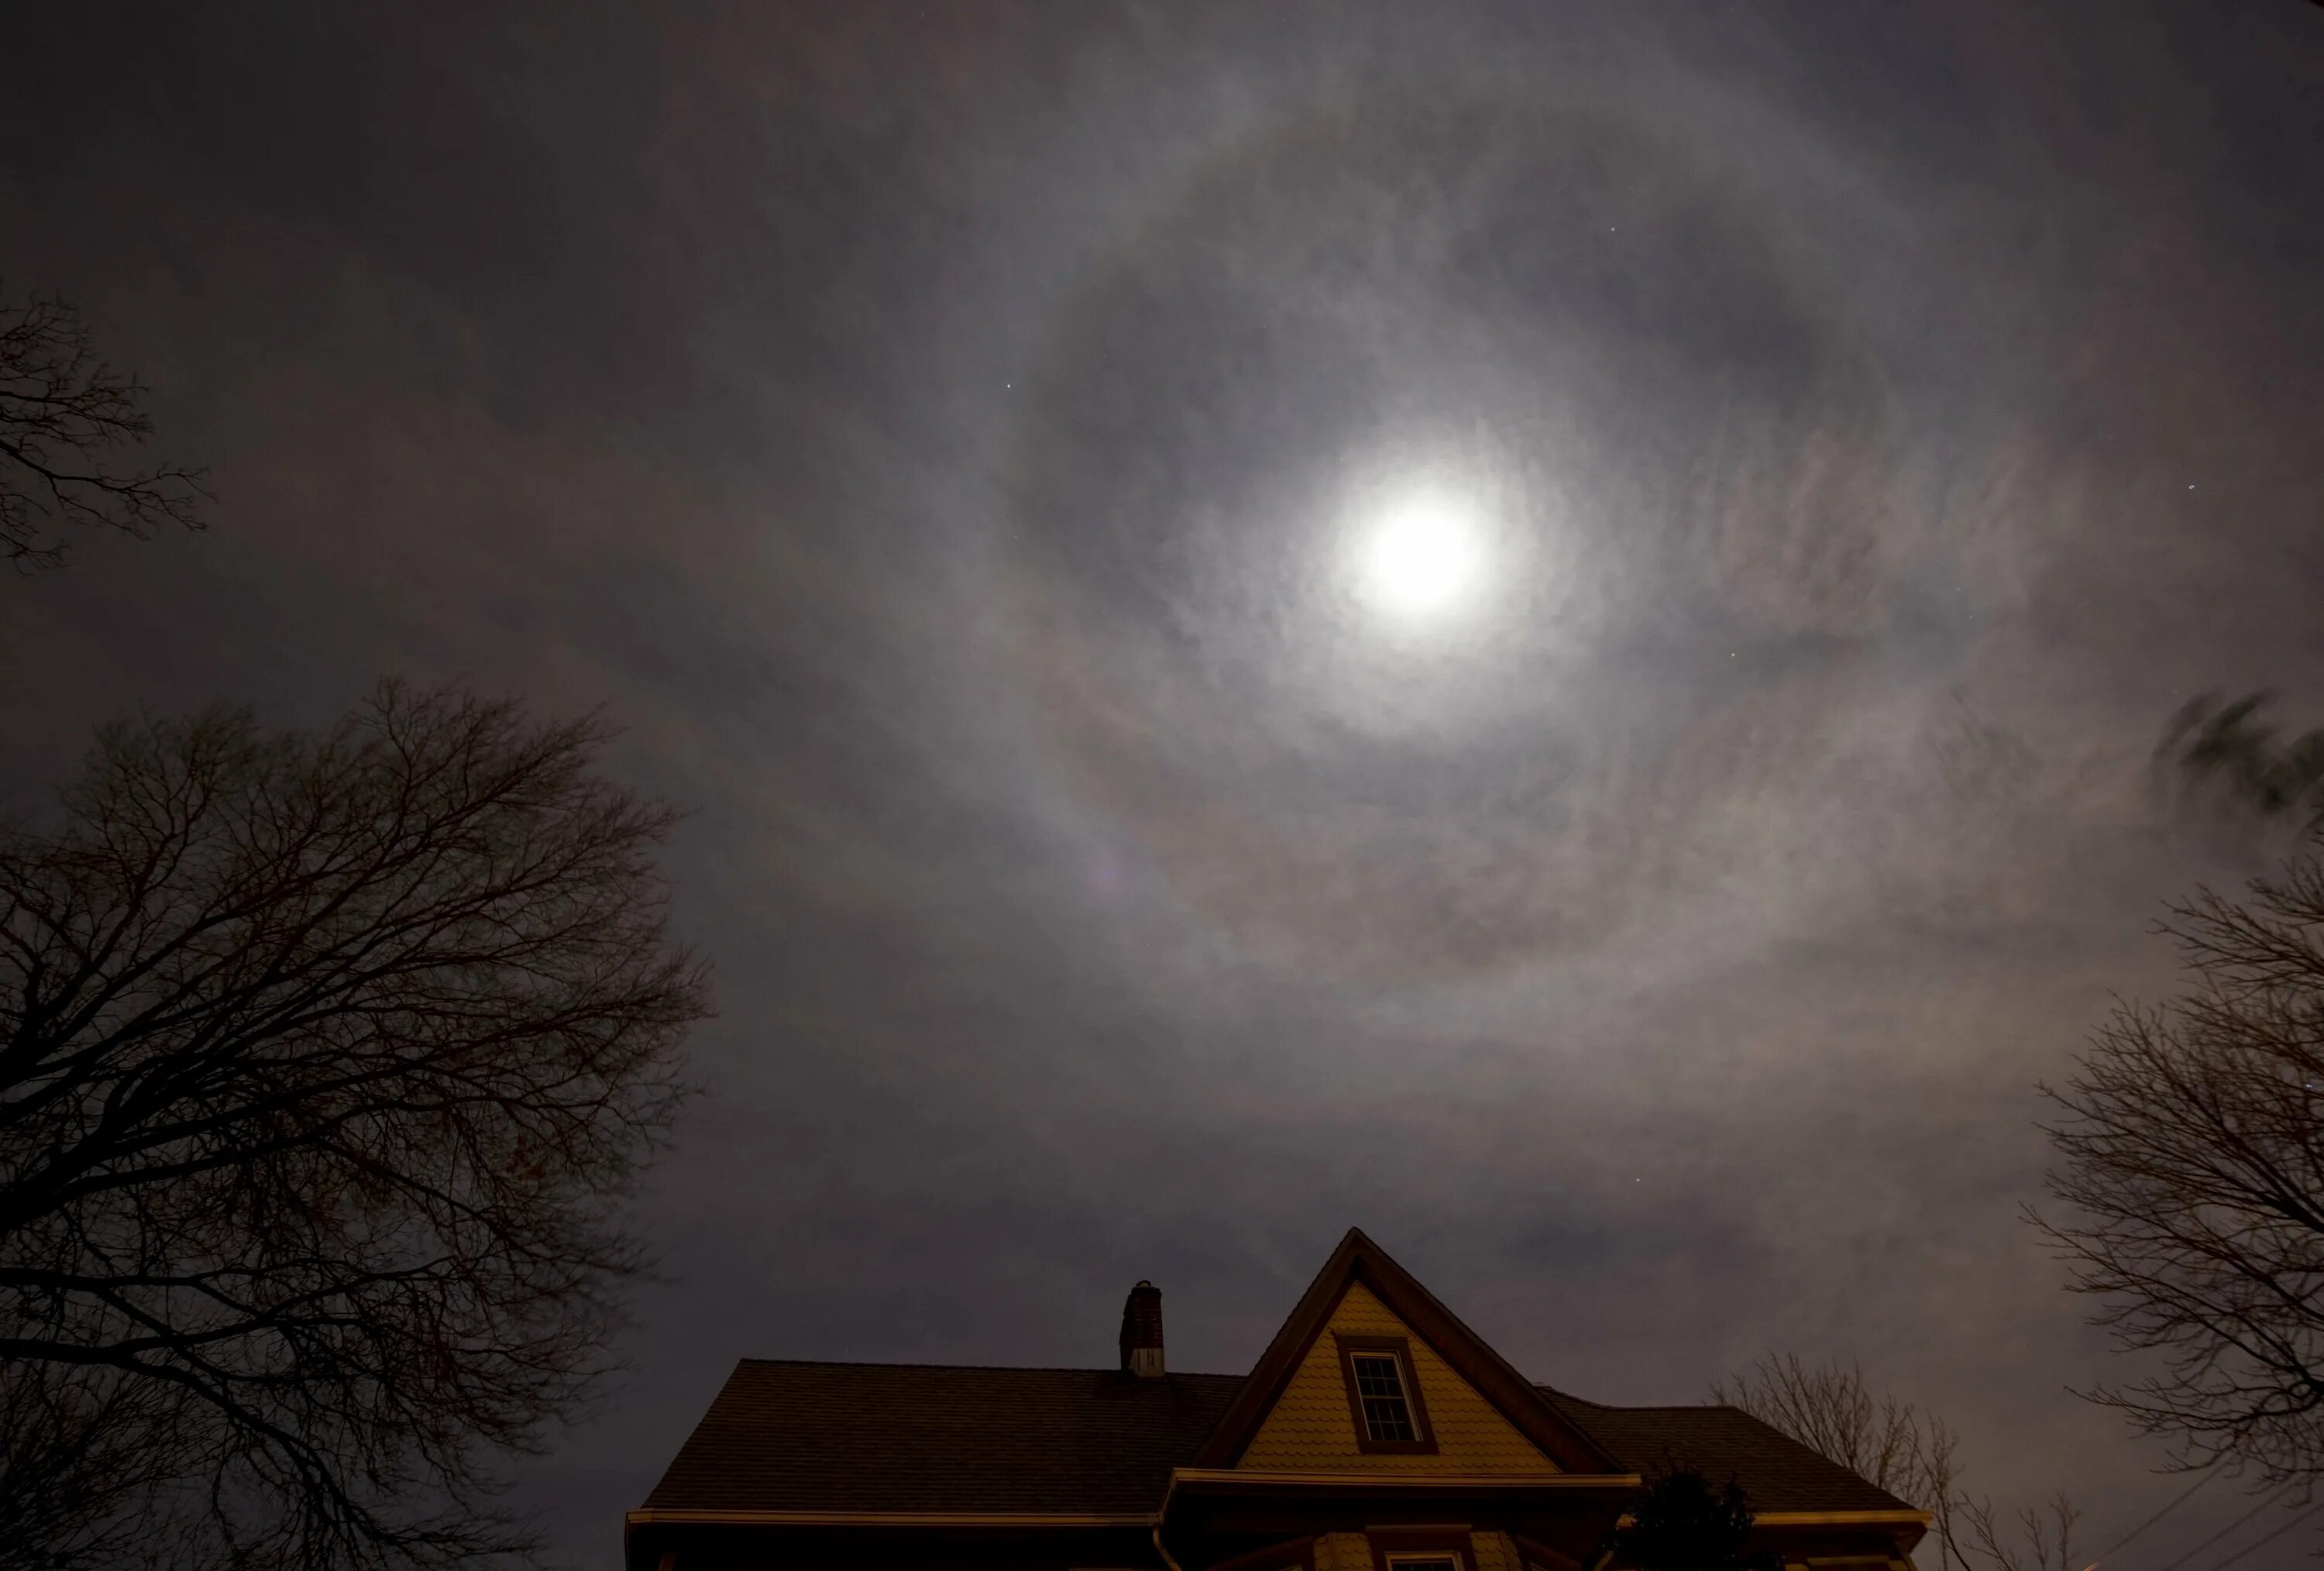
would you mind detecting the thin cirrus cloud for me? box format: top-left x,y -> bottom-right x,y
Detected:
2,4 -> 2321,1568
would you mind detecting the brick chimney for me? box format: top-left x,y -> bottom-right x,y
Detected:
1119,1280 -> 1164,1379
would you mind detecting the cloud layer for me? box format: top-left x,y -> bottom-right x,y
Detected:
5,3 -> 2323,1566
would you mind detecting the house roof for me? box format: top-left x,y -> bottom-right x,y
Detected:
1537,1390 -> 1918,1515
642,1360 -> 1246,1516
641,1359 -> 1917,1518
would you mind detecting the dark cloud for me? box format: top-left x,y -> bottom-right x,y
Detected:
5,2 -> 2324,1566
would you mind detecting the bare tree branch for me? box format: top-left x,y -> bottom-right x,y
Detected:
0,683 -> 712,1570
1712,1356 -> 1958,1518
1954,1491 -> 2078,1571
0,284 -> 210,569
1713,1354 -> 2092,1571
2032,823 -> 2324,1494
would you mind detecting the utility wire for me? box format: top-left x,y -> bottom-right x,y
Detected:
2199,1501 -> 2321,1571
2087,1467 -> 2219,1567
2144,1486 -> 2296,1571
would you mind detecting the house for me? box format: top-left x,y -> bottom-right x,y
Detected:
627,1229 -> 1927,1571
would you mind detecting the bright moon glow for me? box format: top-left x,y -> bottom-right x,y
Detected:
1351,485 -> 1490,625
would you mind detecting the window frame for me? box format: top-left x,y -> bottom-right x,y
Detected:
1367,1528 -> 1473,1571
1334,1332 -> 1438,1454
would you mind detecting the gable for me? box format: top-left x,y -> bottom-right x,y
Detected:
1193,1229 -> 1618,1474
1239,1280 -> 1556,1473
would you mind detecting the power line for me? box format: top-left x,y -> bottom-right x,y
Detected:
2088,1467 -> 2219,1567
2144,1486 -> 2297,1571
2199,1501 -> 2321,1571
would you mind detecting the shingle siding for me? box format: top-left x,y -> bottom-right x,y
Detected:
1239,1282 -> 1554,1474
1319,1530 -> 1369,1571
1470,1527 -> 1519,1571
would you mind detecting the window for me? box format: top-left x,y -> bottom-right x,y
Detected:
1368,1530 -> 1470,1571
1351,1352 -> 1416,1441
1334,1333 -> 1437,1453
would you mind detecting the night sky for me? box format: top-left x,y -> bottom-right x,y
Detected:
6,4 -> 2324,1567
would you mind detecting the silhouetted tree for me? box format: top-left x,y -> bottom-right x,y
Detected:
2034,825 -> 2324,1494
0,285 -> 208,569
0,683 -> 712,1570
1954,1494 -> 2079,1571
1715,1355 -> 2085,1571
1603,1470 -> 1777,1571
0,1360 -> 184,1569
1712,1354 -> 1959,1517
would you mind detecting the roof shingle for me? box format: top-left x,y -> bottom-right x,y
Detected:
641,1360 -> 1917,1520
1537,1388 -> 1919,1514
644,1360 -> 1243,1515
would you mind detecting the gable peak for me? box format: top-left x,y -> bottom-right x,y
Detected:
1190,1228 -> 1618,1475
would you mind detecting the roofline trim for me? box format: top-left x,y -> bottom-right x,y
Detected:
1753,1510 -> 1934,1527
622,1497 -> 1922,1541
626,1509 -> 1158,1528
731,1356 -> 1246,1380
1154,1466 -> 1644,1531
1171,1468 -> 1644,1490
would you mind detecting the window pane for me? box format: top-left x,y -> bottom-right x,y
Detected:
1350,1353 -> 1415,1441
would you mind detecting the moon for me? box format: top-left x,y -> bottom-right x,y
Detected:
1349,481 -> 1491,627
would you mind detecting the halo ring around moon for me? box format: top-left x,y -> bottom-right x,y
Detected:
988,82 -> 1902,986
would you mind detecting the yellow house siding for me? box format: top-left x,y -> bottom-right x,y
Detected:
1468,1530 -> 1516,1571
1238,1281 -> 1555,1473
1317,1529 -> 1515,1571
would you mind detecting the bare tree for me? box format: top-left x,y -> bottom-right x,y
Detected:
2033,830 -> 2324,1495
1714,1355 -> 2082,1571
0,683 -> 712,1569
0,1359 -> 192,1569
1712,1354 -> 1959,1513
1955,1493 -> 2078,1571
0,285 -> 209,569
